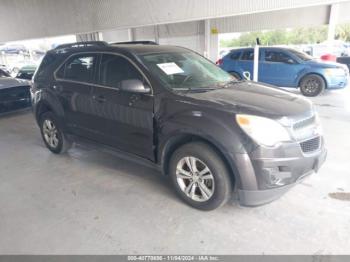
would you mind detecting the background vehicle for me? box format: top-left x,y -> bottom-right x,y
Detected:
31,42 -> 326,210
219,47 -> 349,96
7,60 -> 37,76
337,56 -> 350,70
0,44 -> 29,55
0,64 -> 11,75
0,68 -> 10,77
0,69 -> 31,114
15,65 -> 37,80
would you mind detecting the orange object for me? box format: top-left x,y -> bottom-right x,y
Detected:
236,115 -> 250,126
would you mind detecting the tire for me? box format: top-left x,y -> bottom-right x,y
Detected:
39,112 -> 71,154
300,74 -> 325,97
169,142 -> 232,211
229,71 -> 242,80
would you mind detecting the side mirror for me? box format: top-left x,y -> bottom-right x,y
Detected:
120,79 -> 150,94
243,71 -> 251,80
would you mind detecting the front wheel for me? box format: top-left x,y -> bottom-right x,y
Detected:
300,74 -> 325,97
169,142 -> 232,210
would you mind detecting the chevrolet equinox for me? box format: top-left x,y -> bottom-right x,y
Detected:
31,41 -> 327,210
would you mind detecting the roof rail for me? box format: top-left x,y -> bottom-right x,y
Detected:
112,41 -> 158,45
54,41 -> 108,50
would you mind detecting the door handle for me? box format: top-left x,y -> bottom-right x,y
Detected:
52,85 -> 63,92
93,95 -> 106,103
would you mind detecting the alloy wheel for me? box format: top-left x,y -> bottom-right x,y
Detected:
42,119 -> 59,149
303,78 -> 320,94
175,156 -> 215,202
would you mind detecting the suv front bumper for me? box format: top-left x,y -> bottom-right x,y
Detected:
235,137 -> 327,206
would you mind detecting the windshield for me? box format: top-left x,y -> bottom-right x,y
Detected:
288,49 -> 313,61
140,51 -> 234,90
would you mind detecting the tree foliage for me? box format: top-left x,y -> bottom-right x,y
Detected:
220,24 -> 350,47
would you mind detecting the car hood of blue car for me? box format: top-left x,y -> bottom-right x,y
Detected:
305,59 -> 345,69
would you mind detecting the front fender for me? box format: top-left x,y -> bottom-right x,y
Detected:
296,68 -> 328,87
157,109 -> 259,190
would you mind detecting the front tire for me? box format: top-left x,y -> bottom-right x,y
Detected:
169,142 -> 232,210
39,112 -> 71,154
300,74 -> 325,97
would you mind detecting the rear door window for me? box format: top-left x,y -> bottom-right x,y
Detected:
230,52 -> 241,60
57,54 -> 97,83
265,50 -> 293,63
241,50 -> 254,61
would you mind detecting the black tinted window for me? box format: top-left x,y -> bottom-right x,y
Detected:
230,52 -> 241,60
265,50 -> 293,63
60,54 -> 96,83
99,54 -> 143,88
36,54 -> 55,77
241,50 -> 254,61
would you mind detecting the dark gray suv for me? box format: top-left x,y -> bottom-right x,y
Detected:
31,41 -> 327,210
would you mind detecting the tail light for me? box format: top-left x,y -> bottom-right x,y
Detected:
216,59 -> 223,65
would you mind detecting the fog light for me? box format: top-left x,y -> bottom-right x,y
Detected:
263,167 -> 291,187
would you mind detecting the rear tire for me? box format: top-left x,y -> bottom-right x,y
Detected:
39,112 -> 71,154
169,142 -> 232,211
300,74 -> 325,97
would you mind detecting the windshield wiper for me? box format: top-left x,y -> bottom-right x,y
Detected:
175,86 -> 218,93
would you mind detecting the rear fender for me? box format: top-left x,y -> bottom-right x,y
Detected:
33,88 -> 65,127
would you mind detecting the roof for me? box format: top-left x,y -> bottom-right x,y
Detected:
231,46 -> 295,52
51,41 -> 189,56
109,44 -> 188,55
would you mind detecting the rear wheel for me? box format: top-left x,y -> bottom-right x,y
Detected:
300,74 -> 325,97
169,142 -> 232,210
39,112 -> 71,154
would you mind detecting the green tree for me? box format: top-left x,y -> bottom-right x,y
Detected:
219,25 -> 346,48
336,24 -> 350,42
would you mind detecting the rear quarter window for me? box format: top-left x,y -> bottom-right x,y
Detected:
230,52 -> 241,60
35,53 -> 57,80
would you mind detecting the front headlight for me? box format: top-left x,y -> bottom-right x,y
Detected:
324,68 -> 345,77
236,114 -> 291,147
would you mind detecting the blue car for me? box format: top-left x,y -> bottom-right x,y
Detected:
219,47 -> 349,96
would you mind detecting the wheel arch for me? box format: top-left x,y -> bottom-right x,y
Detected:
33,88 -> 65,123
158,133 -> 238,189
298,72 -> 328,89
35,100 -> 53,123
228,71 -> 241,76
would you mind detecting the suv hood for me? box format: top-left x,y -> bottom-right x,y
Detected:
178,81 -> 313,120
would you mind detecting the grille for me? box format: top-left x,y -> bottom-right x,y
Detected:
293,115 -> 316,130
300,136 -> 320,153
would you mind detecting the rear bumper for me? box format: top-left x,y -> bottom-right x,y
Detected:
238,146 -> 327,206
